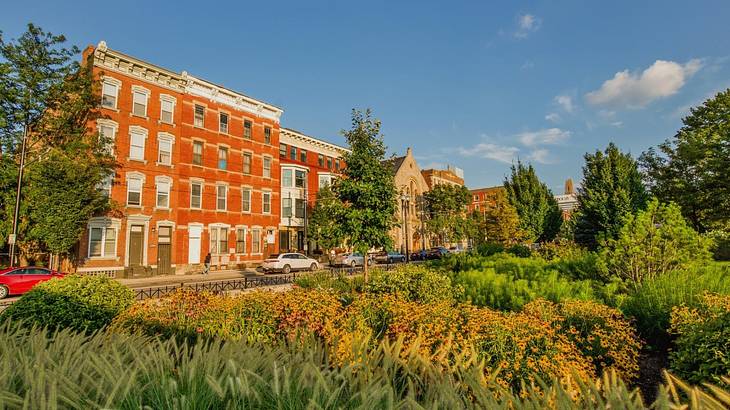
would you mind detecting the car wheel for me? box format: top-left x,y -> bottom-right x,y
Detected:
0,285 -> 8,299
350,261 -> 357,268
310,263 -> 318,272
282,265 -> 291,274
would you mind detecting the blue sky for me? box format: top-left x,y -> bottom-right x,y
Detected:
3,0 -> 729,192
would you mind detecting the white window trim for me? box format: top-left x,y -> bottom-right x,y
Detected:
235,225 -> 248,255
156,132 -> 175,166
86,217 -> 121,260
216,183 -> 228,211
208,223 -> 232,256
128,125 -> 149,163
251,227 -> 263,255
241,150 -> 253,175
262,155 -> 272,179
131,85 -> 151,118
101,76 -> 121,110
126,171 -> 146,207
241,185 -> 252,214
219,111 -> 230,134
124,214 -> 151,267
96,119 -> 118,156
155,175 -> 172,210
262,189 -> 272,215
159,94 -> 177,125
190,179 -> 204,210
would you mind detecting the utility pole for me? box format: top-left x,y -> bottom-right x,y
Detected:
418,195 -> 426,251
9,123 -> 29,267
303,173 -> 308,256
401,194 -> 410,262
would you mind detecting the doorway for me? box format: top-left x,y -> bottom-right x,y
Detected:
188,225 -> 202,264
157,226 -> 172,275
129,225 -> 145,267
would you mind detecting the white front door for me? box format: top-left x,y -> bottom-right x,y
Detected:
188,225 -> 202,264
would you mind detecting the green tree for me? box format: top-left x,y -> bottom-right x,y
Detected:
483,189 -> 527,244
640,89 -> 730,235
0,24 -> 114,265
503,161 -> 562,242
575,143 -> 648,250
601,199 -> 712,289
334,109 -> 397,281
308,185 -> 345,260
422,184 -> 471,245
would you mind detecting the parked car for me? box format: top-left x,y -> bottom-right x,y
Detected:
374,250 -> 406,264
332,252 -> 373,267
410,249 -> 427,261
260,253 -> 319,274
0,267 -> 65,299
426,247 -> 450,260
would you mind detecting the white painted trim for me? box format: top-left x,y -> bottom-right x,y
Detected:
125,214 -> 151,267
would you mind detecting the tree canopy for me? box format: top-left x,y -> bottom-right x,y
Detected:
422,183 -> 471,245
308,185 -> 345,256
503,161 -> 562,242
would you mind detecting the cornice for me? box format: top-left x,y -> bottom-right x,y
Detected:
280,128 -> 350,156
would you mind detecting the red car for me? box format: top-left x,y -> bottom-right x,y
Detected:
0,267 -> 64,299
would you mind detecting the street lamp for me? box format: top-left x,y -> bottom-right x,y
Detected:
401,193 -> 410,262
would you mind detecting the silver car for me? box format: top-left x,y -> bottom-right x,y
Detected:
333,252 -> 373,267
260,253 -> 320,274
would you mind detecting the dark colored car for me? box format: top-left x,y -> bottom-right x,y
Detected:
0,267 -> 65,299
374,251 -> 406,264
410,250 -> 427,261
426,247 -> 450,260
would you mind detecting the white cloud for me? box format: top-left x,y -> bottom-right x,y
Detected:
554,95 -> 574,113
528,149 -> 553,164
586,59 -> 703,108
514,14 -> 541,39
458,142 -> 519,164
545,113 -> 561,123
517,128 -> 571,146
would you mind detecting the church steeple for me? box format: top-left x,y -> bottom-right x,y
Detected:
565,178 -> 574,195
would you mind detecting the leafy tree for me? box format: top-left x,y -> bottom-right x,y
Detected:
308,185 -> 345,260
422,183 -> 471,245
503,161 -> 562,242
482,189 -> 527,244
575,143 -> 648,249
334,109 -> 397,281
601,199 -> 712,289
0,24 -> 114,265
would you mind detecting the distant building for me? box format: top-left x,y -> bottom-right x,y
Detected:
421,165 -> 465,189
468,186 -> 505,214
555,178 -> 579,219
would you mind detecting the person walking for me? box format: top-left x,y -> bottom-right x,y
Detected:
203,253 -> 211,275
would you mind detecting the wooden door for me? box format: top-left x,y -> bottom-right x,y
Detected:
129,225 -> 144,267
157,226 -> 172,275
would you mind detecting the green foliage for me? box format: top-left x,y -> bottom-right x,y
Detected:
294,271 -> 364,305
506,244 -> 531,257
334,109 -> 397,277
307,185 -> 346,255
601,199 -> 713,287
620,264 -> 730,348
476,242 -> 505,257
0,274 -> 134,333
364,265 -> 460,304
482,189 -> 527,244
575,143 -> 649,249
640,89 -> 730,234
670,293 -> 730,385
503,161 -> 562,242
422,183 -> 472,244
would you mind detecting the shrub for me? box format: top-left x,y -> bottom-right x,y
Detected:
669,293 -> 730,385
523,299 -> 640,381
476,242 -> 505,257
0,274 -> 134,333
620,264 -> 730,348
546,250 -> 608,282
365,264 -> 461,304
506,244 -> 532,257
293,271 -> 364,304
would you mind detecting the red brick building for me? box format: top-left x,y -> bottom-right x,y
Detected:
278,128 -> 348,254
77,42 -> 283,277
468,186 -> 505,214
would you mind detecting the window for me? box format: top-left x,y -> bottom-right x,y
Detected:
262,191 -> 271,214
243,120 -> 252,138
194,105 -> 205,127
473,195 -> 479,202
219,112 -> 229,134
295,170 -> 306,188
216,185 -> 227,211
160,97 -> 174,124
327,157 -> 333,169
101,79 -> 118,108
88,227 -> 116,258
242,152 -> 252,175
290,146 -> 297,161
97,121 -> 117,154
300,150 -> 307,163
218,146 -> 228,170
210,226 -> 229,255
263,156 -> 271,178
335,159 -> 340,171
295,199 -> 305,218
98,174 -> 114,196
129,128 -> 146,161
282,169 -> 293,187
236,228 -> 246,253
192,141 -> 203,166
318,154 -> 324,167
319,175 -> 330,189
241,187 -> 251,212
132,89 -> 148,117
157,136 -> 172,165
156,178 -> 170,208
279,143 -> 287,157
127,175 -> 143,206
282,197 -> 292,217
252,229 -> 261,254
264,127 -> 271,144
190,182 -> 202,209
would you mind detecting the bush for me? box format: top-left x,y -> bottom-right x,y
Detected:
620,264 -> 730,348
506,244 -> 532,257
523,299 -> 640,381
293,271 -> 364,304
669,293 -> 730,385
0,274 -> 133,333
476,242 -> 505,257
546,250 -> 608,282
365,265 -> 461,304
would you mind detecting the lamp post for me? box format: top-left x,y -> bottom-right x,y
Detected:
8,123 -> 29,267
401,193 -> 410,262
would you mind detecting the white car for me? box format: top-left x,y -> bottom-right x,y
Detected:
260,253 -> 320,274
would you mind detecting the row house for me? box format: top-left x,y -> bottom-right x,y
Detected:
278,128 -> 349,254
468,186 -> 505,214
77,41 -> 282,277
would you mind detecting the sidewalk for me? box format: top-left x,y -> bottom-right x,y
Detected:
117,269 -> 260,288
